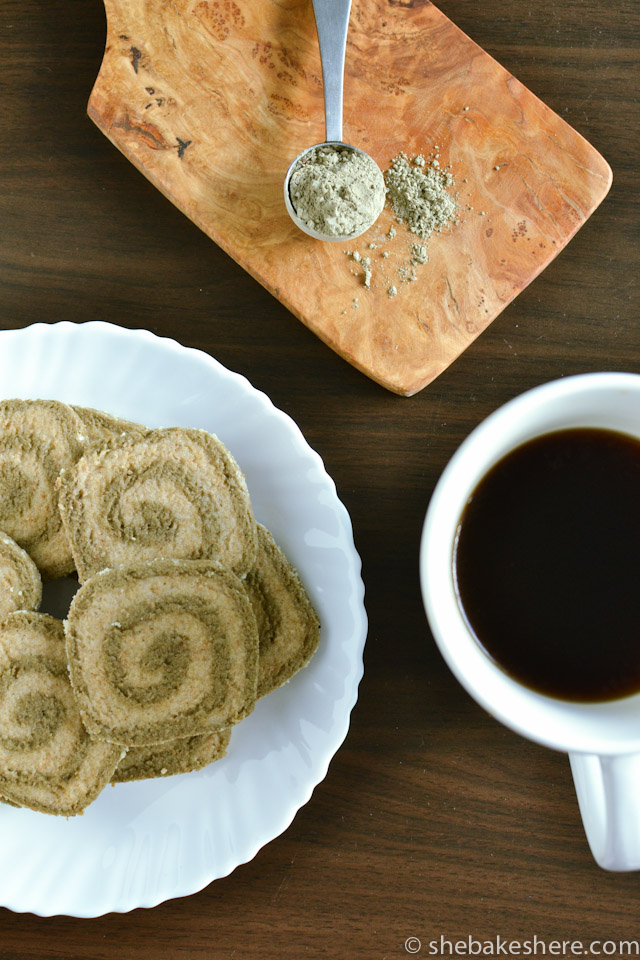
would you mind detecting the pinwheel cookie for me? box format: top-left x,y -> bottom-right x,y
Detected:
0,531 -> 42,619
58,427 -> 258,581
0,612 -> 122,816
0,399 -> 87,578
65,559 -> 259,746
112,727 -> 231,782
245,525 -> 320,697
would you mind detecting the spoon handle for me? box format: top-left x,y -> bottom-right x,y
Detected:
312,0 -> 352,143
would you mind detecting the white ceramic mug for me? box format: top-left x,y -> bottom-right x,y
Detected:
420,372 -> 640,871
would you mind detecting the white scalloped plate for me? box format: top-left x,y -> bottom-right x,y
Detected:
0,322 -> 366,917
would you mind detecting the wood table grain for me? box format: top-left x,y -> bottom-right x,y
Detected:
0,0 -> 638,954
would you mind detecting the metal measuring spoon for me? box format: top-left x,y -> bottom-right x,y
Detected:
283,0 -> 385,242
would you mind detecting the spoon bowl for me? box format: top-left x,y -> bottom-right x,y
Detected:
284,140 -> 385,243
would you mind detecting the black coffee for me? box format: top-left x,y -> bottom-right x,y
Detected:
453,427 -> 640,702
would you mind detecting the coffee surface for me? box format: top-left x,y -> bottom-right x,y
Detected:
453,428 -> 640,702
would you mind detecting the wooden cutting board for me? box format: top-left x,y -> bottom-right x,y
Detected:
88,0 -> 612,396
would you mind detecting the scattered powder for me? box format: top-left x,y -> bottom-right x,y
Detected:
398,263 -> 417,283
289,145 -> 386,238
384,152 -> 457,242
411,243 -> 428,265
348,250 -> 373,288
338,146 -> 458,301
361,256 -> 373,289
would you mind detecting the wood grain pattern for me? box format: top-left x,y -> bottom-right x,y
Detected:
88,0 -> 612,395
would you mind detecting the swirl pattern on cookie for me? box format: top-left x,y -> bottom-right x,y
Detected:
58,428 -> 257,581
112,727 -> 230,782
0,400 -> 87,579
65,559 -> 259,745
71,405 -> 147,442
0,531 -> 42,619
0,612 -> 122,815
244,525 -> 320,698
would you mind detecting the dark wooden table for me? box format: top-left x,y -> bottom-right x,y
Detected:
1,0 -> 638,954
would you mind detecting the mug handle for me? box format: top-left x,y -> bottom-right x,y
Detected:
570,752 -> 640,871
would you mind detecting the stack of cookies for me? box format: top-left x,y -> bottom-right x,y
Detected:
0,400 -> 320,816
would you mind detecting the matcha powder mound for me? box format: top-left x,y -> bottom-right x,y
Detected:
289,145 -> 386,238
385,152 -> 457,241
